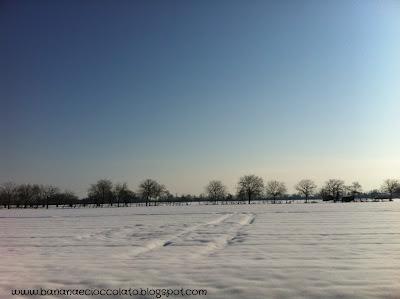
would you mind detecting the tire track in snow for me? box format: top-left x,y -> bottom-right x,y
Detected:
194,213 -> 256,257
239,213 -> 256,225
122,213 -> 235,258
108,212 -> 256,259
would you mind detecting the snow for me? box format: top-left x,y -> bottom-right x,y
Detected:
1,202 -> 400,299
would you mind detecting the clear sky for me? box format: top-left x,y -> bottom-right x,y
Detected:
1,0 -> 399,197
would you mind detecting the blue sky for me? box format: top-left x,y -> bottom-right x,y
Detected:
1,0 -> 399,196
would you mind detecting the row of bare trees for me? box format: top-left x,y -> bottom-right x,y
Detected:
87,179 -> 171,207
319,179 -> 399,202
0,182 -> 78,209
208,175 -> 303,204
0,179 -> 172,209
207,176 -> 400,204
1,177 -> 399,209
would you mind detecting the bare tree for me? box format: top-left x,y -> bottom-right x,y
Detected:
88,179 -> 113,207
154,184 -> 169,203
321,179 -> 346,202
63,191 -> 79,207
52,190 -> 79,207
0,182 -> 17,209
138,179 -> 167,206
347,182 -> 362,200
265,180 -> 287,203
42,185 -> 59,209
381,179 -> 399,200
32,184 -> 43,208
205,180 -> 227,204
295,179 -> 317,203
16,184 -> 36,208
114,182 -> 130,207
237,175 -> 264,204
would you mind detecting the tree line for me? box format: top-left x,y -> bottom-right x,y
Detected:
0,176 -> 399,209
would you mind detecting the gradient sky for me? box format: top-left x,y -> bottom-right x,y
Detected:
1,0 -> 399,197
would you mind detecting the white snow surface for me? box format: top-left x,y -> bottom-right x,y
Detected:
1,202 -> 400,299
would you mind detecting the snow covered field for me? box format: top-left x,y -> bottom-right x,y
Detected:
1,202 -> 400,299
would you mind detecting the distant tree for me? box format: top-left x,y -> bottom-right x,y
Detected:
367,189 -> 380,197
156,186 -> 171,203
16,184 -> 36,208
124,190 -> 136,206
42,185 -> 59,209
237,175 -> 264,204
114,183 -> 128,207
138,179 -> 168,206
295,179 -> 317,203
321,179 -> 346,202
52,191 -> 79,207
265,180 -> 287,203
88,179 -> 113,207
381,179 -> 399,200
205,180 -> 227,204
31,184 -> 43,208
114,183 -> 136,207
347,182 -> 363,200
154,184 -> 169,203
226,193 -> 233,202
64,191 -> 79,207
0,182 -> 17,209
